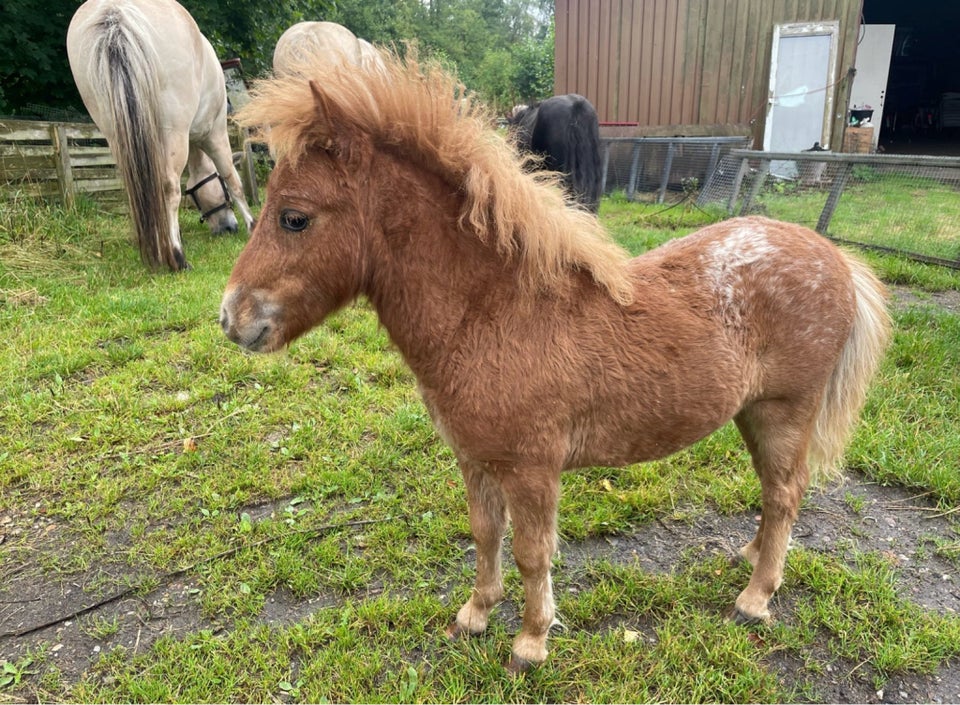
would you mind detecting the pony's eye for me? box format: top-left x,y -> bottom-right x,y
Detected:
279,209 -> 310,232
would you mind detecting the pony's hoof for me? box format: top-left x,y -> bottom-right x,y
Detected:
171,248 -> 190,272
728,606 -> 771,625
505,653 -> 538,675
445,621 -> 477,641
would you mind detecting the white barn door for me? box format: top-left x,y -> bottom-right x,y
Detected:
849,24 -> 896,151
764,22 -> 840,178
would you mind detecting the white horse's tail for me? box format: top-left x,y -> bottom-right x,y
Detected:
89,9 -> 178,270
809,252 -> 892,482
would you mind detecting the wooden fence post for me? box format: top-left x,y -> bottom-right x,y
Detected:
656,142 -> 676,204
240,128 -> 259,207
51,123 -> 76,209
816,161 -> 852,234
726,157 -> 750,214
599,141 -> 611,196
739,159 -> 770,216
695,142 -> 722,206
626,142 -> 642,201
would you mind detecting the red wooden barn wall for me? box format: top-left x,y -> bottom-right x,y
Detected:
554,0 -> 864,144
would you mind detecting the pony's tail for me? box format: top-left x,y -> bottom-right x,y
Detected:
809,253 -> 892,483
91,11 -> 178,270
565,100 -> 602,213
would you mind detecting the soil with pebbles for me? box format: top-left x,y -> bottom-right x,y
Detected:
3,478 -> 959,703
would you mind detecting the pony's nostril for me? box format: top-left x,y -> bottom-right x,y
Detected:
248,324 -> 271,351
218,291 -> 273,350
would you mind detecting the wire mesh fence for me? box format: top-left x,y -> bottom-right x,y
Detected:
698,150 -> 960,268
3,114 -> 958,269
20,104 -> 92,123
602,139 -> 960,269
600,136 -> 752,205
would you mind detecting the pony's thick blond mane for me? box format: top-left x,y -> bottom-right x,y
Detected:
236,47 -> 634,305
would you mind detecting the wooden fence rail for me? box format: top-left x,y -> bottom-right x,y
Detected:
1,118 -> 259,209
0,118 -> 123,208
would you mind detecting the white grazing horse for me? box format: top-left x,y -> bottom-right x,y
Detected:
272,21 -> 385,76
67,0 -> 256,271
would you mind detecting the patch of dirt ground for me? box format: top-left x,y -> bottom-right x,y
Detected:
890,285 -> 960,315
2,476 -> 960,703
561,479 -> 960,703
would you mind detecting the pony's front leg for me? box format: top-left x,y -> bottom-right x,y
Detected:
502,467 -> 560,671
448,461 -> 507,638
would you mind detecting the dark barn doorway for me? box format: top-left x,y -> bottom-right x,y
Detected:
862,0 -> 960,155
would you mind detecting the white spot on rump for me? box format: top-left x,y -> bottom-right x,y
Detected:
702,224 -> 779,314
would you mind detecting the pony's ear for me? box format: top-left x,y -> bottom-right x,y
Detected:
309,79 -> 352,155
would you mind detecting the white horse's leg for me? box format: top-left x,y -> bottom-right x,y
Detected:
448,460 -> 507,638
162,130 -> 190,270
201,130 -> 256,232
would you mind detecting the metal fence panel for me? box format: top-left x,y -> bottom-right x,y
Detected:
697,150 -> 960,268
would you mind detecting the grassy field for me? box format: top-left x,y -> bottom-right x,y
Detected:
748,169 -> 960,264
1,189 -> 960,702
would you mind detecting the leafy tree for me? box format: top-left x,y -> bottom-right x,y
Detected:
317,0 -> 554,109
512,22 -> 555,104
181,0 -> 335,78
324,0 -> 420,46
0,0 -> 553,117
0,0 -> 333,116
474,49 -> 518,112
0,0 -> 86,116
462,0 -> 555,109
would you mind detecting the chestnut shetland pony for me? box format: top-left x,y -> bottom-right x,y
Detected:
220,50 -> 892,670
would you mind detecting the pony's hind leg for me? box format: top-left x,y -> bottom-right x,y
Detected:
732,400 -> 814,622
448,461 -> 507,638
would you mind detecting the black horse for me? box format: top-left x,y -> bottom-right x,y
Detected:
508,94 -> 603,213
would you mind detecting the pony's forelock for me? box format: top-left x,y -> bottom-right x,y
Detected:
235,46 -> 634,305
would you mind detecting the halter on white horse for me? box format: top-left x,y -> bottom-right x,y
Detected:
67,0 -> 256,271
183,172 -> 232,223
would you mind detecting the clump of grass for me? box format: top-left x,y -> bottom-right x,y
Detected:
0,193 -> 122,277
783,550 -> 960,681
